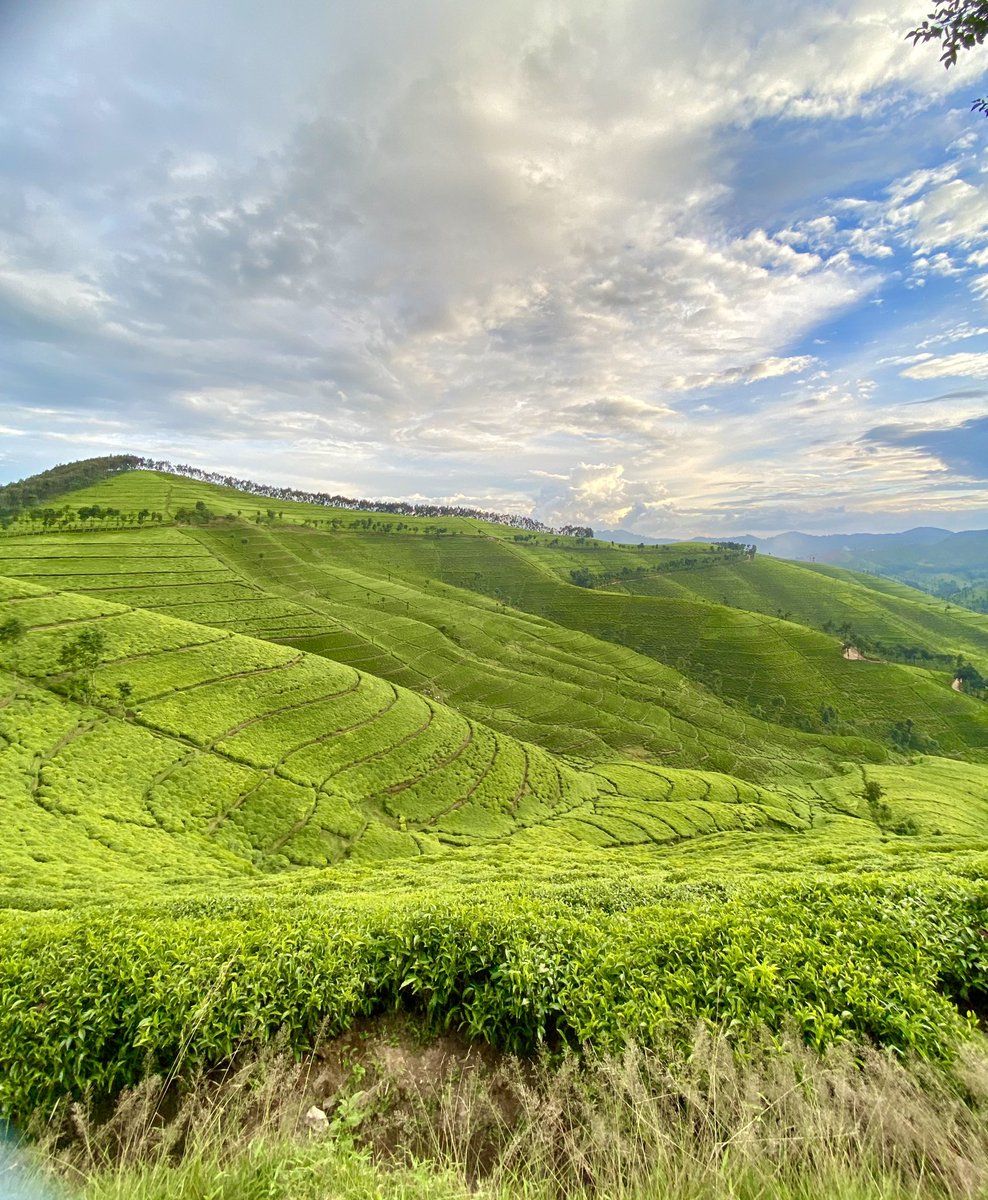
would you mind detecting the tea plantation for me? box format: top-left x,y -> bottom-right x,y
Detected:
2,463 -> 988,1123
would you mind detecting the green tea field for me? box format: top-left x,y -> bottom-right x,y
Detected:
3,461 -> 988,1170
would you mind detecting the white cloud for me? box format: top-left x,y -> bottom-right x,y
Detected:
536,461 -> 642,527
1,0 -> 987,532
918,322 -> 988,349
907,179 -> 988,253
747,356 -> 818,383
877,352 -> 933,366
671,355 -> 818,392
900,353 -> 988,381
0,262 -> 114,332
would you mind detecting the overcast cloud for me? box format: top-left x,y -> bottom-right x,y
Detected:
1,0 -> 987,534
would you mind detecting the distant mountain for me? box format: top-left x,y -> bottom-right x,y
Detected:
705,528 -> 955,563
596,527 -> 956,556
595,528 -> 682,545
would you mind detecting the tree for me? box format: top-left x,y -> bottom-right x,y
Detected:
59,628 -> 108,701
59,627 -> 106,669
0,616 -> 25,644
909,1 -> 988,114
863,779 -> 884,805
864,780 -> 893,829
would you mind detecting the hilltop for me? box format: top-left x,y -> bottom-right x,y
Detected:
0,455 -> 592,536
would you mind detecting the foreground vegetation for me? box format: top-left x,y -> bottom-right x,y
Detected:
6,863 -> 988,1120
13,1026 -> 988,1200
2,460 -> 988,1195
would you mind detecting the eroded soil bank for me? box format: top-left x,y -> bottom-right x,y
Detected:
22,1017 -> 988,1200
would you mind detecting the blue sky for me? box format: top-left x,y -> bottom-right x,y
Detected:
0,0 -> 987,536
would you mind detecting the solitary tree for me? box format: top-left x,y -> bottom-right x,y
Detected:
0,616 -> 25,644
909,1 -> 988,113
863,779 -> 884,805
59,628 -> 108,701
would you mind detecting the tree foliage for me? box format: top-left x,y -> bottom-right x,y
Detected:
59,628 -> 108,674
0,455 -> 140,512
0,616 -> 25,644
58,628 -> 109,701
909,1 -> 988,113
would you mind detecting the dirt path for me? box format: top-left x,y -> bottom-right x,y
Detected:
278,686 -> 400,767
134,651 -> 305,706
30,716 -> 108,805
382,724 -> 475,799
426,736 -> 501,825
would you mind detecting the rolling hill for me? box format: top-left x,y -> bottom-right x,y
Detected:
0,572 -> 817,900
3,459 -> 988,1126
732,527 -> 988,606
598,524 -> 988,610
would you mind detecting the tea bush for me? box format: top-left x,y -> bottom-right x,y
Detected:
2,875 -> 988,1121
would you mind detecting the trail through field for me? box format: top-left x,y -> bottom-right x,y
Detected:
210,675 -> 362,745
425,737 -> 500,825
279,686 -> 401,767
29,715 -> 109,805
136,651 -> 304,705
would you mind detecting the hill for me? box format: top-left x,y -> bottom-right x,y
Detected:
730,527 -> 988,609
600,523 -> 988,611
3,465 -> 987,791
0,457 -> 590,536
3,461 -> 988,1138
0,573 -> 819,901
0,455 -> 140,515
598,526 -> 959,556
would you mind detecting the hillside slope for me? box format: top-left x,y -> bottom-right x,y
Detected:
615,556 -> 988,670
5,464 -> 988,1128
0,575 -> 817,898
0,524 -> 875,782
3,468 -> 986,768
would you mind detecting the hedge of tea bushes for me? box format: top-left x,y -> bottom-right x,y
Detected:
2,874 -> 987,1120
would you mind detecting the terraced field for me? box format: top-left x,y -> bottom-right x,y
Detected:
4,478 -> 987,779
3,462 -> 988,1132
620,556 -> 988,670
279,527 -> 987,756
0,524 -> 871,782
0,573 -> 822,896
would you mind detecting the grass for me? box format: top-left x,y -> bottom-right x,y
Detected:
18,1025 -> 988,1199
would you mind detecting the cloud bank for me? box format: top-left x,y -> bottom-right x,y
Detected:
1,0 -> 987,534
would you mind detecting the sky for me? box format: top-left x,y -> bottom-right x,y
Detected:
0,0 -> 987,536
